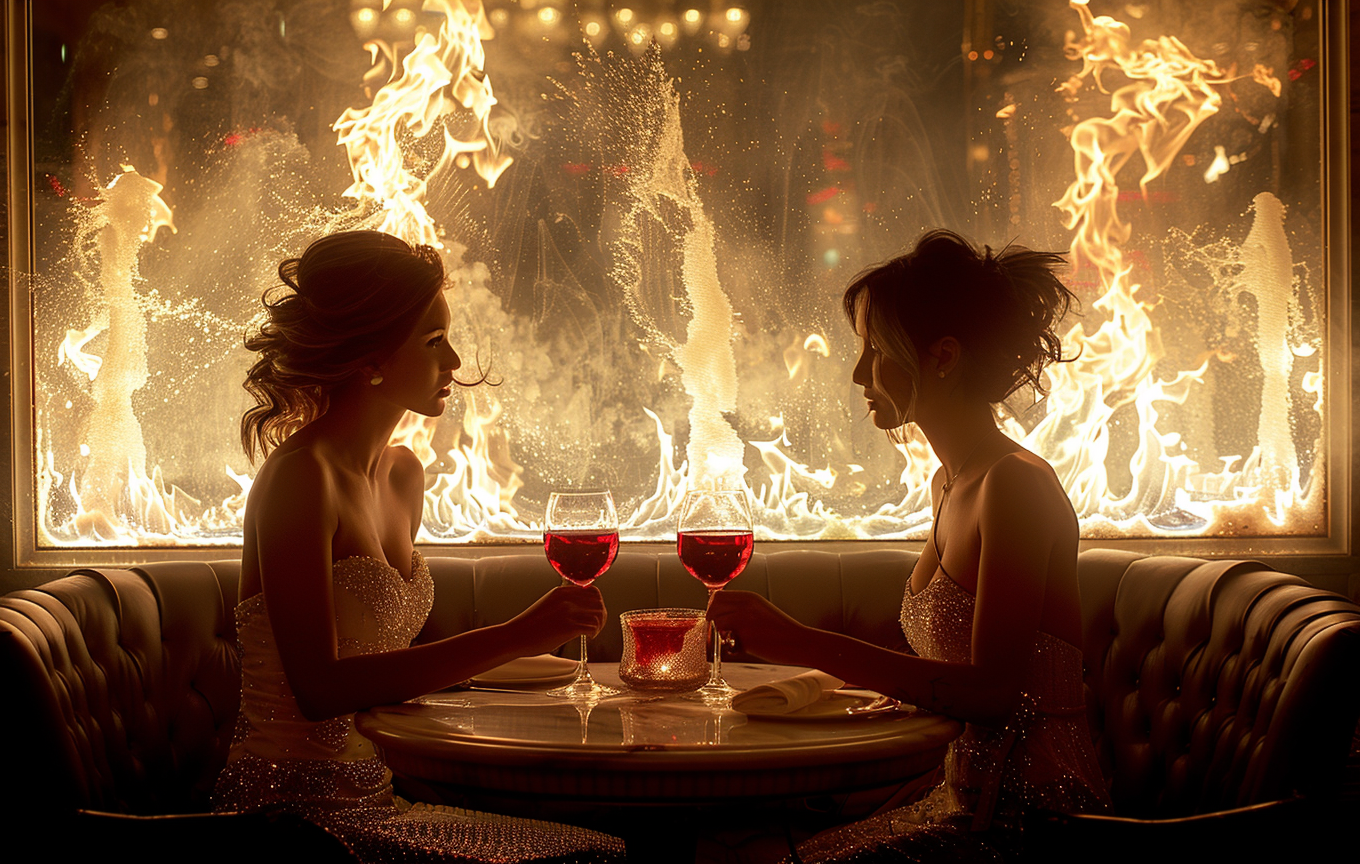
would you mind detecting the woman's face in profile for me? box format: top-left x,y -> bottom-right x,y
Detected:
851,299 -> 914,430
374,291 -> 462,418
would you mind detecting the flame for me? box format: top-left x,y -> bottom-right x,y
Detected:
42,2 -> 533,546
333,0 -> 512,247
389,410 -> 440,468
782,332 -> 829,381
336,0 -> 532,541
804,333 -> 830,356
1203,145 -> 1230,182
421,388 -> 528,540
1036,0 -> 1314,536
45,168 -> 188,544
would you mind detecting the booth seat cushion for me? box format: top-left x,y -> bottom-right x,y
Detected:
0,548 -> 917,815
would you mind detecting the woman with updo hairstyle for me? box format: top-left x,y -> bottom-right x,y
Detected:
216,231 -> 623,863
710,230 -> 1110,861
240,231 -> 453,461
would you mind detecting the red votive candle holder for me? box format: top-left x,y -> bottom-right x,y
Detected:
619,608 -> 708,692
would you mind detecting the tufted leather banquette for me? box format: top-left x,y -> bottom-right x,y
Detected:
3,549 -> 1356,833
0,561 -> 240,814
1075,550 -> 1360,816
1027,550 -> 1360,861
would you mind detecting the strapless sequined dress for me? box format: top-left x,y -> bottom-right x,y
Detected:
213,551 -> 624,863
797,573 -> 1110,862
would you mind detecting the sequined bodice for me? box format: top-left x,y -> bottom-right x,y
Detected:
899,572 -> 1110,830
328,552 -> 435,655
216,551 -> 433,811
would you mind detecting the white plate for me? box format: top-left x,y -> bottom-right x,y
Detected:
470,654 -> 579,688
741,690 -> 898,721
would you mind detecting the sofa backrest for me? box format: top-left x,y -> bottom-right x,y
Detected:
1077,549 -> 1360,817
417,549 -> 918,661
0,562 -> 239,814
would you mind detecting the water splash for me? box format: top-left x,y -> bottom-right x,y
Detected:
64,168 -> 175,541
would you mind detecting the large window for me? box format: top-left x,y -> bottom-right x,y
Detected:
8,1 -> 1349,563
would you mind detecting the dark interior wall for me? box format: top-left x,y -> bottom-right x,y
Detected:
2,1 -> 1358,599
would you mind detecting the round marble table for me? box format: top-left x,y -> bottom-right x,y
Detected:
356,663 -> 962,805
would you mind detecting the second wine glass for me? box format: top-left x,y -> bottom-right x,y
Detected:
543,491 -> 620,699
677,489 -> 754,705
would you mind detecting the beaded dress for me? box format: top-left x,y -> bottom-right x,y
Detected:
214,551 -> 624,863
797,571 -> 1110,862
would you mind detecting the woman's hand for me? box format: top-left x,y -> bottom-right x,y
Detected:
706,591 -> 810,667
503,584 -> 608,656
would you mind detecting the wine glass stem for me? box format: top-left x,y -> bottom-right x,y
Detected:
576,634 -> 592,683
706,588 -> 723,687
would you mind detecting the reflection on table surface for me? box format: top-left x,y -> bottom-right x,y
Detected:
357,663 -> 962,804
361,664 -> 959,752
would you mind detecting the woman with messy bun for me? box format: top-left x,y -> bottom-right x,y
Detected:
217,231 -> 622,863
710,230 -> 1110,860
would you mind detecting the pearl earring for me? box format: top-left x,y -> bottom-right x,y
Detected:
370,374 -> 383,386
938,370 -> 946,379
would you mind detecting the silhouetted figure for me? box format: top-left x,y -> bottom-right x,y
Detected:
710,230 -> 1111,861
216,230 -> 622,863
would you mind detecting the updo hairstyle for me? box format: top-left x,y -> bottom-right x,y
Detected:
843,229 -> 1077,416
241,231 -> 446,462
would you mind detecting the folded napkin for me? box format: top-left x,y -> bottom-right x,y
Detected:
732,670 -> 846,715
472,654 -> 578,683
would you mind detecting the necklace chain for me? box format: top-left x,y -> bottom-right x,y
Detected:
940,432 -> 990,493
932,430 -> 993,570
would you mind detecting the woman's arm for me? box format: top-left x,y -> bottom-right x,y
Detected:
708,453 -> 1066,728
253,449 -> 605,721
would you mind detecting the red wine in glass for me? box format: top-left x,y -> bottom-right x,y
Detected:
544,491 -> 620,700
676,490 -> 754,704
677,531 -> 753,590
544,530 -> 619,587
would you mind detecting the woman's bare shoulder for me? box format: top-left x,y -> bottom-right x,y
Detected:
245,442 -> 338,529
254,441 -> 332,490
979,449 -> 1074,519
986,448 -> 1062,483
382,445 -> 426,535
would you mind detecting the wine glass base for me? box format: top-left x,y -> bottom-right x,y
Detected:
547,678 -> 621,699
686,680 -> 740,707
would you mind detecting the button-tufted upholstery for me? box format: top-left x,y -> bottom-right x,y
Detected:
0,549 -> 917,818
1076,550 -> 1360,815
0,561 -> 240,815
1026,550 -> 1360,861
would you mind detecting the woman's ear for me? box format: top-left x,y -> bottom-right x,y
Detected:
927,337 -> 962,378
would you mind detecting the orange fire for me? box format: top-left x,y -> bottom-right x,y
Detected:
334,0 -> 534,540
36,1 -> 1323,548
1039,0 -> 1312,536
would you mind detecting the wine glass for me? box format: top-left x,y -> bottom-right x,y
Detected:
676,489 -> 754,704
543,491 -> 620,699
